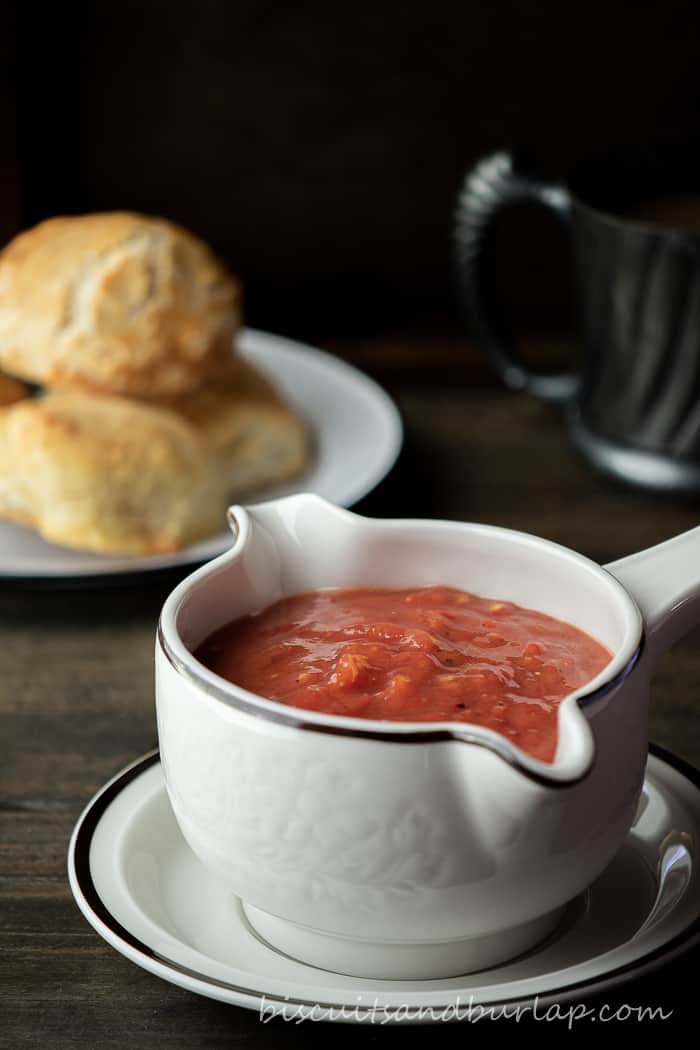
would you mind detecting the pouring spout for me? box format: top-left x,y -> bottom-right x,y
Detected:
606,525 -> 700,660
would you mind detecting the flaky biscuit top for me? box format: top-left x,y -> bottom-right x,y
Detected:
0,212 -> 241,397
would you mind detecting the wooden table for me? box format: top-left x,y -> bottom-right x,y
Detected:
3,338 -> 699,1042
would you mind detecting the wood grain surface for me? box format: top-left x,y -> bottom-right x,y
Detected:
3,346 -> 699,1042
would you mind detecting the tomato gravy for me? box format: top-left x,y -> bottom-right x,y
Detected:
195,586 -> 612,762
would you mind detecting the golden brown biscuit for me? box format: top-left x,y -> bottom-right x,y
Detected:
165,355 -> 310,494
0,391 -> 228,554
0,213 -> 241,398
0,365 -> 310,554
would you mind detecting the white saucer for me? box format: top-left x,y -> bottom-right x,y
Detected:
0,328 -> 402,580
68,746 -> 700,1024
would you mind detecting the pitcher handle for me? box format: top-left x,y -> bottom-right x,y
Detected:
454,151 -> 576,402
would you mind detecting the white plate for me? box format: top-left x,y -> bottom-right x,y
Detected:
0,329 -> 402,579
68,746 -> 700,1024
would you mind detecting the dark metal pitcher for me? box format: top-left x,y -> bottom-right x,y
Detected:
455,149 -> 700,494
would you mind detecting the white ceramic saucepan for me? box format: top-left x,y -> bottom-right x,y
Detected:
155,494 -> 700,980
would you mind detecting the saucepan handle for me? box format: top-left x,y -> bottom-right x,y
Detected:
605,525 -> 700,660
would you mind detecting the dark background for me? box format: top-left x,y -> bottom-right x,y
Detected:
4,0 -> 700,345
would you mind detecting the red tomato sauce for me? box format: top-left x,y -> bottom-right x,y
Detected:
195,586 -> 612,763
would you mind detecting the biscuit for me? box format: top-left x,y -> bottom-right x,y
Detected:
0,391 -> 227,554
0,370 -> 310,554
165,355 -> 310,494
0,213 -> 241,398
